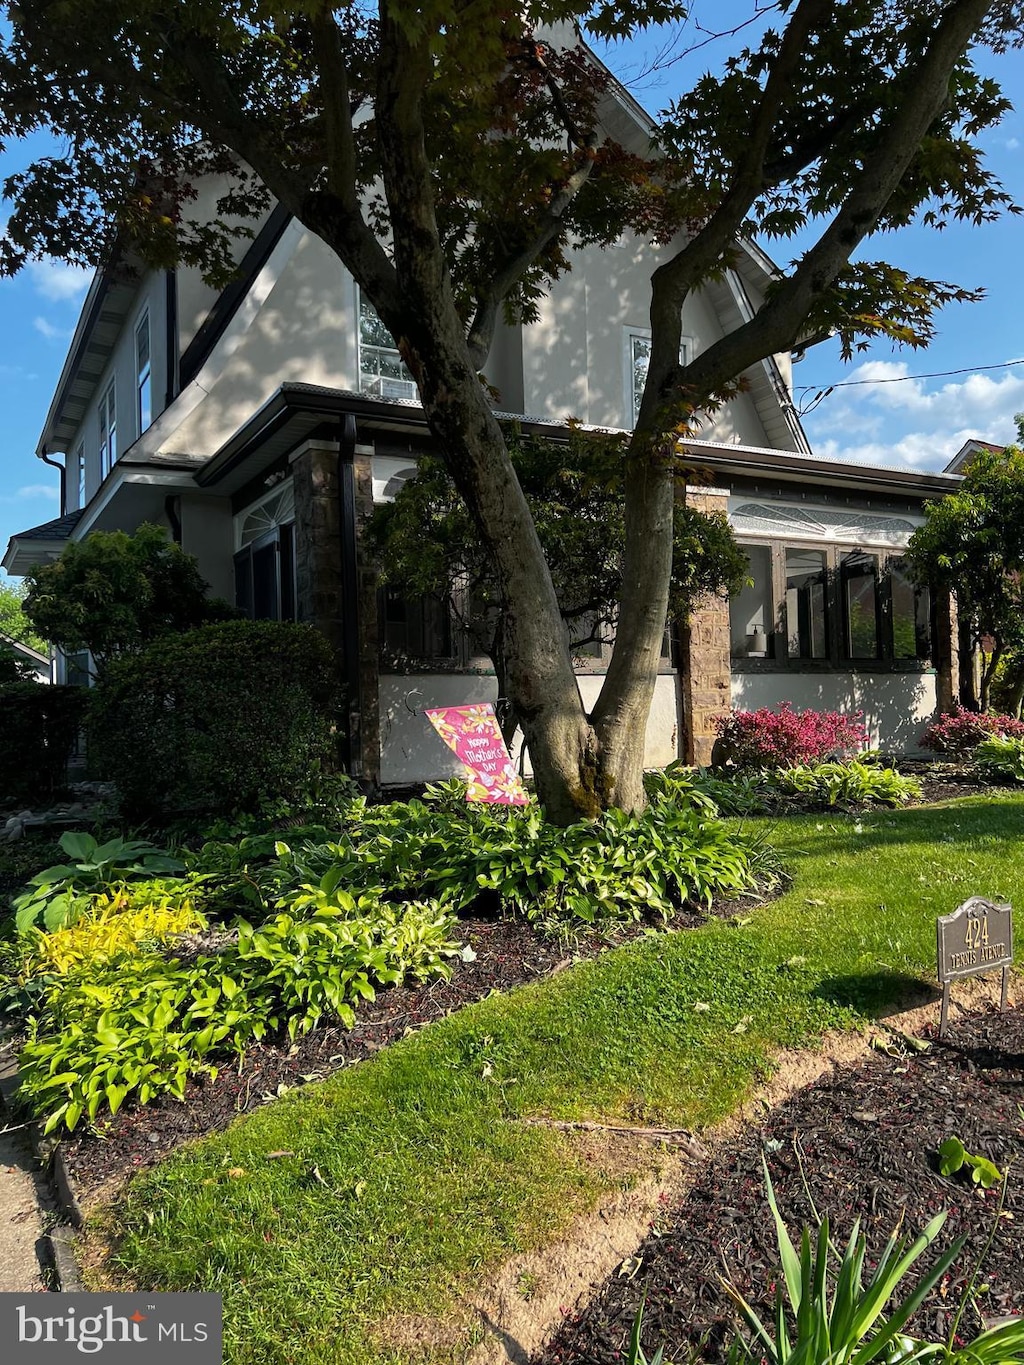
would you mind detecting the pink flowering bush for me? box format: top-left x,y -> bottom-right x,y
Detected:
919,704 -> 1024,756
714,704 -> 868,770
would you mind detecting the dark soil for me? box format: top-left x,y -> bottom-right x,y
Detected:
538,1002 -> 1024,1365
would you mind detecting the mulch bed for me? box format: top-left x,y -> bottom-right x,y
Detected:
538,1001 -> 1024,1365
56,912 -> 685,1200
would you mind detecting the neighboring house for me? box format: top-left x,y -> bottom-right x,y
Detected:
0,631 -> 53,684
2,71 -> 967,780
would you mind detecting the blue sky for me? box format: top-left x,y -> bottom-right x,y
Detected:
1,8 -> 1023,583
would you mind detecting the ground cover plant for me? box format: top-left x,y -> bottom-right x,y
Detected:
647,759 -> 922,814
4,784 -> 765,1134
102,793 -> 1024,1365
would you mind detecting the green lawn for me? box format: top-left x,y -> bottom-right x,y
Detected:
107,795 -> 1024,1365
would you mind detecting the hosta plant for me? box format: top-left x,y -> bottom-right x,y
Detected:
13,830 -> 185,933
973,735 -> 1024,784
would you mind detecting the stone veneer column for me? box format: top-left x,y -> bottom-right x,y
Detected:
290,438 -> 380,786
680,486 -> 733,766
933,587 -> 960,716
291,440 -> 344,659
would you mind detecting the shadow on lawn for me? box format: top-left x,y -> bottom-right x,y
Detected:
796,796 -> 1024,854
811,971 -> 937,1018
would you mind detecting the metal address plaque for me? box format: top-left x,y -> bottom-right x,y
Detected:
936,896 -> 1013,1037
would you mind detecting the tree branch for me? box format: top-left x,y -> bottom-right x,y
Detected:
674,0 -> 996,404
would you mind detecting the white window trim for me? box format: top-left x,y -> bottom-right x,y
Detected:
624,326 -> 693,429
75,442 -> 85,510
135,308 -> 152,435
357,288 -> 417,401
233,478 -> 296,552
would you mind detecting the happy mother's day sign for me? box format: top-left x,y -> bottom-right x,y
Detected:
425,703 -> 529,805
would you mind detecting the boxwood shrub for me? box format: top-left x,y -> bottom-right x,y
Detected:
88,620 -> 342,820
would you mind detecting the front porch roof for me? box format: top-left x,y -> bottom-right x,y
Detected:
195,381 -> 962,504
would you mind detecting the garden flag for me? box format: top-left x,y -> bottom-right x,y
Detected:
424,703 -> 530,805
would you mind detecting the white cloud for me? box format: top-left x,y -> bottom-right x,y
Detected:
1006,137 -> 1020,151
803,360 -> 1024,471
33,315 -> 72,342
18,484 -> 59,500
26,258 -> 91,302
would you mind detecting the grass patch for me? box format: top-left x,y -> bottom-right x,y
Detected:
108,796 -> 1024,1365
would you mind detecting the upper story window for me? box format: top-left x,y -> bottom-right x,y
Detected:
99,380 -> 117,478
75,443 -> 85,510
626,327 -> 692,428
136,310 -> 152,434
358,294 -> 416,401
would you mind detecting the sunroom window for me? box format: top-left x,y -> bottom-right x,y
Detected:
233,483 -> 297,622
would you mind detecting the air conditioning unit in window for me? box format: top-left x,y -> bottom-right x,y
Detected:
380,377 -> 418,401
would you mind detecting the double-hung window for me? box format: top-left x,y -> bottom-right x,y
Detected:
136,310 -> 152,434
625,327 -> 692,428
98,381 -> 117,478
358,294 -> 416,400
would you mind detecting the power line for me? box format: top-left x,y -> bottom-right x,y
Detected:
795,358 -> 1024,417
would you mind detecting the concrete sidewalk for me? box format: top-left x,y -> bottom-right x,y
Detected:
0,1059 -> 48,1291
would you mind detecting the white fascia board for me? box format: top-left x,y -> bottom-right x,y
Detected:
35,265 -> 105,454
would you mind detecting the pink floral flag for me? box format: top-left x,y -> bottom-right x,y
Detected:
425,703 -> 530,805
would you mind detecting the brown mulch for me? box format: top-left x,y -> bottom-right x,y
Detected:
537,1002 -> 1024,1365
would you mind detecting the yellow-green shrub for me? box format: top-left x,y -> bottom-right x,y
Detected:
22,887 -> 205,976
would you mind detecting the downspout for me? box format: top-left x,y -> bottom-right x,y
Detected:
39,446 -> 67,516
338,413 -> 362,776
164,268 -> 179,407
164,495 -> 183,546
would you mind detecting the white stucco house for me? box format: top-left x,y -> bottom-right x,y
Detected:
3,70 -> 964,782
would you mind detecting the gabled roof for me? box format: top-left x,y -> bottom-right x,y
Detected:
944,438 -> 1006,474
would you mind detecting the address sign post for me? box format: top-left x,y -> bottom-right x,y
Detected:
936,897 -> 1013,1038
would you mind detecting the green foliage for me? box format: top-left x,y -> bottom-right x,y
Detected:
87,620 -> 342,820
770,762 -> 922,809
0,682 -> 86,808
974,735 -> 1024,784
367,435 -> 747,670
937,1137 -> 1003,1189
644,761 -> 920,815
0,577 -> 47,653
722,1161 -> 1022,1365
16,893 -> 459,1133
906,448 -> 1024,707
627,1301 -> 667,1365
22,524 -> 233,670
12,830 -> 185,933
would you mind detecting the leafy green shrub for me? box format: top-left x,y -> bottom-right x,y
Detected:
16,892 -> 458,1132
0,682 -> 85,806
88,620 -> 342,820
644,762 -> 769,815
974,734 -> 1024,783
769,761 -> 922,808
13,830 -> 185,933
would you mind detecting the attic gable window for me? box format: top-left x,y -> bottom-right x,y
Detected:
626,328 -> 692,429
99,380 -> 117,478
136,310 -> 152,434
358,294 -> 416,401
